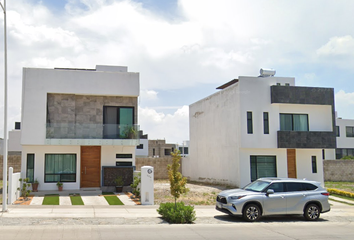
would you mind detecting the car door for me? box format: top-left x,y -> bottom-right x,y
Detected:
262,182 -> 287,215
284,182 -> 307,214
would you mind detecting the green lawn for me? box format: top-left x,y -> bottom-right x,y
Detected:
104,195 -> 124,205
325,182 -> 354,193
70,195 -> 84,205
42,195 -> 60,205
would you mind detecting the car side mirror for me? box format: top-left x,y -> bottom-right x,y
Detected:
266,189 -> 274,196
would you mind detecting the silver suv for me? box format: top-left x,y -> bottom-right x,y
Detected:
216,178 -> 330,222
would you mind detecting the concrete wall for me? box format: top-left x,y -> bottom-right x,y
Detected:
324,160 -> 354,182
136,157 -> 181,179
0,153 -> 22,180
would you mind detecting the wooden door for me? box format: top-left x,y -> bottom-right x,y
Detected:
287,149 -> 297,178
81,146 -> 101,188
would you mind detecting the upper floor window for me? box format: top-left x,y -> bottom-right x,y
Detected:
346,126 -> 354,137
263,112 -> 269,134
103,106 -> 134,139
336,126 -> 340,137
280,114 -> 308,131
247,112 -> 253,134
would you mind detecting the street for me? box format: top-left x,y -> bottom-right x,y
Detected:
0,201 -> 353,239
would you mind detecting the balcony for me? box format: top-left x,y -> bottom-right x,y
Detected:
277,131 -> 336,149
45,123 -> 140,146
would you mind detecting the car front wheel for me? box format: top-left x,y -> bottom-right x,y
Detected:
304,204 -> 320,221
243,204 -> 261,222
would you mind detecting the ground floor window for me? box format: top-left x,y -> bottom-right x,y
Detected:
250,156 -> 277,181
45,154 -> 76,182
26,154 -> 35,183
336,148 -> 354,159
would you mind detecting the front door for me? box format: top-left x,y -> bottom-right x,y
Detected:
81,146 -> 101,188
287,149 -> 297,178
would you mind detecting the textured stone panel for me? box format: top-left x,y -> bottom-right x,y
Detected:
277,131 -> 336,149
102,167 -> 134,186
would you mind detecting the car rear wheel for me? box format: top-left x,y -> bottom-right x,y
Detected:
304,203 -> 320,221
243,204 -> 261,222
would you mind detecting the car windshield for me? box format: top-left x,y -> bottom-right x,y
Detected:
243,180 -> 270,192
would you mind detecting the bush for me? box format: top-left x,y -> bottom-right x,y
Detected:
327,188 -> 354,198
157,202 -> 196,224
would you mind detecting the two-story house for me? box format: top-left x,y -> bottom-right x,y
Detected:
183,69 -> 336,187
332,117 -> 354,159
20,65 -> 140,191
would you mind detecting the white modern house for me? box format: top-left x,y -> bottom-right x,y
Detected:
183,69 -> 336,187
332,117 -> 354,159
20,65 -> 140,191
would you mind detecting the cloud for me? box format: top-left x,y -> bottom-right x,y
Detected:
335,90 -> 354,119
317,36 -> 354,56
140,89 -> 158,101
139,105 -> 189,143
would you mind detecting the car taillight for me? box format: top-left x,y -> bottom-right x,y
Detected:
321,192 -> 330,196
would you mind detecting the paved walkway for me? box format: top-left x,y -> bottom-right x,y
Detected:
29,193 -> 136,206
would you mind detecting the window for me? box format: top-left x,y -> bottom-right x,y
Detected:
250,156 -> 277,181
153,148 -> 155,156
116,161 -> 132,166
266,182 -> 284,193
336,126 -> 340,137
322,149 -> 325,160
103,106 -> 134,139
247,112 -> 253,134
280,114 -> 308,131
312,156 -> 317,173
136,144 -> 144,149
285,83 -> 290,86
346,126 -> 354,137
263,112 -> 269,134
336,148 -> 354,159
26,154 -> 35,183
286,182 -> 304,192
276,83 -> 281,86
116,154 -> 133,158
45,154 -> 76,182
164,149 -> 172,156
179,147 -> 189,154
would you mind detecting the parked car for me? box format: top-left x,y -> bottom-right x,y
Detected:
216,178 -> 330,222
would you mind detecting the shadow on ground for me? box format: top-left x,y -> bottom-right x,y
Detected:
214,214 -> 328,223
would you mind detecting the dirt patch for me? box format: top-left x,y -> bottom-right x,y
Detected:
154,180 -> 229,205
14,196 -> 34,205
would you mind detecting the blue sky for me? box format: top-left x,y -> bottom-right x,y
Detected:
1,0 -> 354,143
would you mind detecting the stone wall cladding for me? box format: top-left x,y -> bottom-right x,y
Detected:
324,160 -> 354,182
136,157 -> 182,179
47,93 -> 138,138
0,153 -> 22,180
278,131 -> 336,149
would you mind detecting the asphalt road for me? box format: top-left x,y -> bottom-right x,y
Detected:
0,200 -> 353,239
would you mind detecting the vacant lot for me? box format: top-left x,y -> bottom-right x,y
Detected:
154,180 -> 228,205
325,181 -> 354,193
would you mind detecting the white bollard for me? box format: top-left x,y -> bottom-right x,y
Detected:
140,166 -> 154,205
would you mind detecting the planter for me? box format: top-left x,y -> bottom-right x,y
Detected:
115,186 -> 123,193
32,182 -> 39,192
58,186 -> 63,191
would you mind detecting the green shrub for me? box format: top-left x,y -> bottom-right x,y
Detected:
157,202 -> 196,224
341,156 -> 354,160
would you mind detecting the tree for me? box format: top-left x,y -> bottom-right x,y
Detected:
167,149 -> 188,207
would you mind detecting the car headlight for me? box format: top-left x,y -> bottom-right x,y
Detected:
229,195 -> 246,200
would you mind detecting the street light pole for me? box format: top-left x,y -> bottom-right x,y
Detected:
0,0 -> 8,212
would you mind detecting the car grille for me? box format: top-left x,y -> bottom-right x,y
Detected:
217,195 -> 227,204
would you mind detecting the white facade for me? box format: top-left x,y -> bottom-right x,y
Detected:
331,118 -> 354,159
21,65 -> 140,191
184,74 -> 335,187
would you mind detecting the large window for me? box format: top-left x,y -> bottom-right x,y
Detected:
263,112 -> 269,134
45,154 -> 76,182
280,114 -> 308,131
26,154 -> 35,183
247,112 -> 253,134
336,148 -> 354,159
103,106 -> 134,139
250,156 -> 277,181
346,126 -> 354,137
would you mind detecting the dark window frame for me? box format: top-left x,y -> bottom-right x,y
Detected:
44,154 -> 77,183
116,154 -> 133,159
26,154 -> 35,183
346,126 -> 354,137
336,126 -> 340,137
280,113 -> 309,131
250,155 -> 277,182
312,156 -> 317,173
136,144 -> 144,149
263,112 -> 269,134
247,111 -> 253,134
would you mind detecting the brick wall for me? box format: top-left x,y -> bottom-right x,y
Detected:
323,160 -> 354,182
0,153 -> 22,180
136,157 -> 182,179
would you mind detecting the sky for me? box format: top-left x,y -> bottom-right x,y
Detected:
0,0 -> 354,144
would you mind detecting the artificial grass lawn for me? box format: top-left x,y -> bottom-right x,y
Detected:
42,194 -> 60,205
70,195 -> 84,205
104,195 -> 124,205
